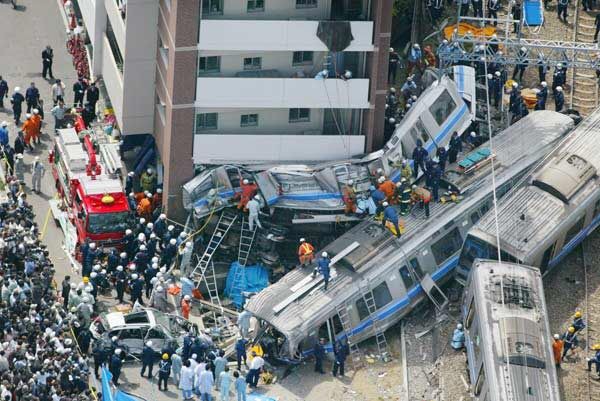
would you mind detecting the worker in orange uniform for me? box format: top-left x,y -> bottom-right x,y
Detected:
342,180 -> 357,214
298,238 -> 315,267
378,176 -> 395,203
21,113 -> 35,151
181,294 -> 191,320
234,178 -> 257,211
30,108 -> 42,145
552,333 -> 563,369
137,193 -> 153,220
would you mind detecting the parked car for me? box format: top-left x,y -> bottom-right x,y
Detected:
89,308 -> 209,357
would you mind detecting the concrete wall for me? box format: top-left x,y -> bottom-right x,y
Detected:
194,108 -> 326,135
205,0 -> 329,20
102,35 -> 124,127
78,0 -> 106,76
197,51 -> 328,78
193,134 -> 365,163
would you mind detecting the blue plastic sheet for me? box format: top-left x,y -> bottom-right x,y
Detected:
224,262 -> 269,308
101,368 -> 114,401
247,394 -> 277,401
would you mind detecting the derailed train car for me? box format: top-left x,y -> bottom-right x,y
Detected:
182,71 -> 474,220
457,108 -> 600,280
462,259 -> 561,401
244,111 -> 574,359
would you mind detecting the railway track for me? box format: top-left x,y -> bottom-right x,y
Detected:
581,241 -> 600,401
570,5 -> 599,115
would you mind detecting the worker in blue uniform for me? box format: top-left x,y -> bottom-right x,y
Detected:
129,273 -> 145,306
572,311 -> 586,333
492,71 -> 503,107
412,139 -> 428,178
436,147 -> 448,173
448,131 -> 462,164
382,201 -> 401,238
555,86 -> 565,112
587,344 -> 600,376
141,340 -> 155,378
110,349 -> 123,385
314,338 -> 326,374
535,82 -> 548,110
562,326 -> 579,360
430,162 -> 442,202
370,185 -> 386,218
317,252 -> 331,290
451,324 -> 465,350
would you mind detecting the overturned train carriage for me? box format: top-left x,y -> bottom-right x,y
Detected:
458,107 -> 600,280
462,260 -> 561,401
244,111 -> 574,358
182,71 -> 475,220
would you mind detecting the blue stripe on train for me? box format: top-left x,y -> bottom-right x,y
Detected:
548,211 -> 600,269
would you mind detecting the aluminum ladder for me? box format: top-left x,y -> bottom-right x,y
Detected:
190,210 -> 238,283
237,216 -> 257,267
195,258 -> 225,327
336,303 -> 364,368
362,289 -> 389,359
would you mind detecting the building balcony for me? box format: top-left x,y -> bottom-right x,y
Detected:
198,20 -> 374,52
195,77 -> 370,109
105,0 -> 126,51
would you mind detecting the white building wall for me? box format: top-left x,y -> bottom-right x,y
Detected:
105,0 -> 126,51
198,52 -> 328,78
195,108 -> 325,135
102,36 -> 124,128
206,0 -> 329,20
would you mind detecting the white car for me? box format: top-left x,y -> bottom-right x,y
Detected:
89,308 -> 204,356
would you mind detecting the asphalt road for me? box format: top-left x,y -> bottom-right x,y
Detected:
0,2 -> 177,399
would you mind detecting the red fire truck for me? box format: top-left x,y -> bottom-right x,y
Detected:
49,127 -> 131,249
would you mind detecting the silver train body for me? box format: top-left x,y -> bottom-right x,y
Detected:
182,70 -> 475,219
244,112 -> 574,358
462,259 -> 561,401
458,107 -> 600,279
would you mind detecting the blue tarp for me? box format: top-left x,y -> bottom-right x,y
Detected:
224,262 -> 269,308
247,394 -> 277,401
101,368 -> 114,401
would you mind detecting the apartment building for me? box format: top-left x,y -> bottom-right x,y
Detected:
156,0 -> 393,218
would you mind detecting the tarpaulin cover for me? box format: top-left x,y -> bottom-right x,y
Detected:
101,368 -> 113,401
247,394 -> 277,401
224,262 -> 269,308
317,21 -> 354,52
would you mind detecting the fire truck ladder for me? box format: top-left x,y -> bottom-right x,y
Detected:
336,303 -> 364,369
237,216 -> 257,267
361,285 -> 390,360
190,210 -> 238,284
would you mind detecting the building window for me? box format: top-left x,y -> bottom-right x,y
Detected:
198,56 -> 221,74
159,36 -> 169,67
196,113 -> 218,131
292,51 -> 314,66
243,57 -> 262,70
240,114 -> 259,127
202,0 -> 223,15
431,227 -> 463,265
289,108 -> 310,123
247,0 -> 264,12
428,89 -> 457,126
296,0 -> 317,8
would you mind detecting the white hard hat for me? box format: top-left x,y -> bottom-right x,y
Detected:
321,252 -> 328,257
152,256 -> 159,263
541,81 -> 547,87
93,264 -> 101,271
157,188 -> 162,193
117,265 -> 123,271
554,334 -> 560,340
520,46 -> 526,52
128,172 -> 134,177
512,82 -> 518,88
140,218 -> 146,224
147,193 -> 153,198
138,233 -> 145,241
557,63 -> 562,68
25,114 -> 31,119
159,213 -> 166,219
556,86 -> 563,91
159,267 -> 166,274
146,168 -> 152,174
442,39 -> 448,44
389,47 -> 394,52
344,70 -> 352,79
487,74 -> 493,79
147,223 -> 153,229
184,295 -> 191,301
378,176 -> 385,183
14,87 -> 20,93
389,87 -> 396,93
90,243 -> 96,249
32,109 -> 39,115
115,349 -> 122,355
347,179 -> 354,185
170,238 -> 177,245
243,179 -> 249,184
299,238 -> 306,243
457,323 -> 463,330
382,201 -> 389,207
470,132 -> 477,138
168,225 -> 175,231
389,118 -> 396,124
140,245 -> 147,251
150,233 -> 156,239
90,272 -> 97,278
146,341 -> 153,347
492,34 -> 497,39
129,264 -> 137,271
254,194 -> 261,201
112,336 -> 118,342
0,121 -> 7,127
494,71 -> 501,77
152,263 -> 158,269
131,274 -> 138,279
156,286 -> 164,292
413,43 -> 420,48
120,252 -> 127,258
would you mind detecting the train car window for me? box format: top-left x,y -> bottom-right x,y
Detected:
564,216 -> 585,245
470,212 -> 480,225
331,314 -> 344,336
465,299 -> 475,329
373,282 -> 393,309
479,203 -> 489,215
431,227 -> 463,265
474,368 -> 486,396
355,298 -> 370,321
398,265 -> 415,289
409,258 -> 424,279
428,90 -> 457,126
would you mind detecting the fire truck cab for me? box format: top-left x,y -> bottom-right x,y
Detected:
50,128 -> 131,248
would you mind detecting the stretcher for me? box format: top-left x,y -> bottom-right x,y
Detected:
458,148 -> 496,174
523,0 -> 544,27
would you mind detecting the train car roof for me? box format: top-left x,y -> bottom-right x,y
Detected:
468,259 -> 560,401
245,112 -> 574,353
472,107 -> 600,261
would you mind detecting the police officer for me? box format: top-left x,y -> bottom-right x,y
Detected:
472,0 -> 483,17
430,162 -> 442,202
557,0 -> 569,22
537,54 -> 549,83
412,139 -> 428,178
110,349 -> 123,385
235,336 -> 248,370
314,338 -> 325,374
158,354 -> 172,391
492,71 -> 503,107
129,273 -> 145,305
145,263 -> 158,298
370,185 -> 386,218
332,340 -> 349,377
92,340 -> 107,379
555,86 -> 565,111
553,63 -> 566,94
512,1 -> 522,33
141,341 -> 155,378
382,201 -> 402,238
488,0 -> 500,25
317,252 -> 331,290
512,47 -> 528,82
535,82 -> 548,110
73,77 -> 88,108
107,249 -> 119,274
162,238 -> 178,267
